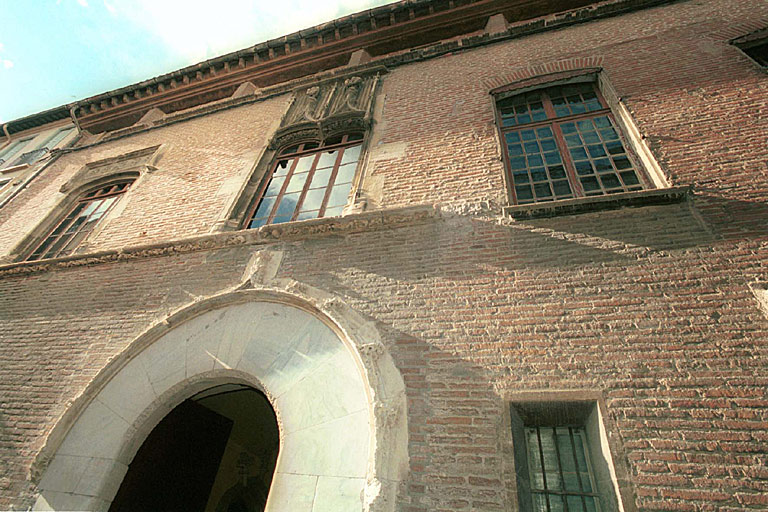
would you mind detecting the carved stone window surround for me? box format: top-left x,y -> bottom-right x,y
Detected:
7,145 -> 162,262
221,71 -> 381,231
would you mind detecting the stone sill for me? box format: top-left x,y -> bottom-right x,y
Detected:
0,204 -> 438,276
503,186 -> 691,220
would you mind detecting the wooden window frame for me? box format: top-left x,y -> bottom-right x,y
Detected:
494,81 -> 653,206
244,133 -> 363,229
26,180 -> 133,261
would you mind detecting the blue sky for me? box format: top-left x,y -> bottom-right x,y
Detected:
0,0 -> 392,123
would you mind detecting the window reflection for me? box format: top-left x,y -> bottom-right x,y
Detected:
248,134 -> 363,228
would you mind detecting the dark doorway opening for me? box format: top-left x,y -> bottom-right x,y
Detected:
109,385 -> 279,512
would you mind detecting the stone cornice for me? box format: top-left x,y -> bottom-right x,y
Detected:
0,204 -> 438,277
70,0 -> 672,133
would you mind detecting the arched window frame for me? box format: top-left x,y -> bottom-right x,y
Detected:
24,177 -> 135,261
244,132 -> 365,229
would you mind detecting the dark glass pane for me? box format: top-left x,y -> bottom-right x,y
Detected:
508,144 -> 524,156
531,168 -> 547,182
575,161 -> 593,175
505,132 -> 521,143
515,185 -> 533,202
557,428 -> 580,491
527,155 -> 543,167
521,129 -> 536,141
584,496 -> 598,512
509,157 -> 526,170
553,180 -> 572,196
524,142 -> 540,153
582,131 -> 600,144
605,141 -> 624,155
586,145 -> 606,158
513,171 -> 530,185
536,127 -> 553,138
532,493 -> 548,512
593,116 -> 611,129
518,114 -> 531,124
549,166 -> 566,179
549,494 -> 565,512
600,174 -> 621,189
565,135 -> 582,147
594,159 -> 612,172
280,145 -> 300,155
572,432 -> 592,492
540,140 -> 556,152
534,182 -> 552,199
544,152 -> 561,165
567,495 -> 585,512
560,123 -> 577,134
613,156 -> 632,169
581,176 -> 600,191
621,171 -> 640,186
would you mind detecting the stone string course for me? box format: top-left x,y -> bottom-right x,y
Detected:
1,0 -> 768,510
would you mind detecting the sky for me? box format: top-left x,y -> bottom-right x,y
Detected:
0,0 -> 393,123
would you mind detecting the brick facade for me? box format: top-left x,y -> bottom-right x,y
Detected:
1,0 -> 768,510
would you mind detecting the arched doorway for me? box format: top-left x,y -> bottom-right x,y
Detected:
33,290 -> 408,512
109,385 -> 278,512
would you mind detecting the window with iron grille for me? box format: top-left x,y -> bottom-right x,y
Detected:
526,426 -> 600,512
27,181 -> 132,261
246,133 -> 363,229
496,82 -> 649,205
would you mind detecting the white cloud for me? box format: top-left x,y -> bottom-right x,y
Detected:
0,43 -> 4,52
105,0 -> 390,64
2,60 -> 13,69
77,0 -> 89,6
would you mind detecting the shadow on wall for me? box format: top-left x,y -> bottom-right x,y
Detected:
287,199 -> 718,291
692,192 -> 768,239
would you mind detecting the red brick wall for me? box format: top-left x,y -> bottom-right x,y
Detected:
1,0 -> 768,510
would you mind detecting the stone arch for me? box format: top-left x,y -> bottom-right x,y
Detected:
32,284 -> 408,512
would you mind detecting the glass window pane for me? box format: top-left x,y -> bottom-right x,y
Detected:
335,163 -> 357,184
340,145 -> 361,165
315,150 -> 338,169
540,428 -> 561,490
275,193 -> 299,217
293,155 -> 316,173
302,188 -> 327,211
296,210 -> 319,221
323,205 -> 344,217
254,195 -> 276,219
327,183 -> 352,207
310,168 -> 332,188
265,176 -> 286,196
274,159 -> 291,176
285,172 -> 309,193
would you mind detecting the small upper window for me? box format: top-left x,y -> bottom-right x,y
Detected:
736,37 -> 768,68
27,181 -> 132,261
496,82 -> 649,205
0,137 -> 34,168
246,133 -> 363,229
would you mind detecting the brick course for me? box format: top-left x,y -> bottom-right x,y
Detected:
1,0 -> 768,510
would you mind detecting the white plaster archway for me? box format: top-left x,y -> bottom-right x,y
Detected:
32,286 -> 407,512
